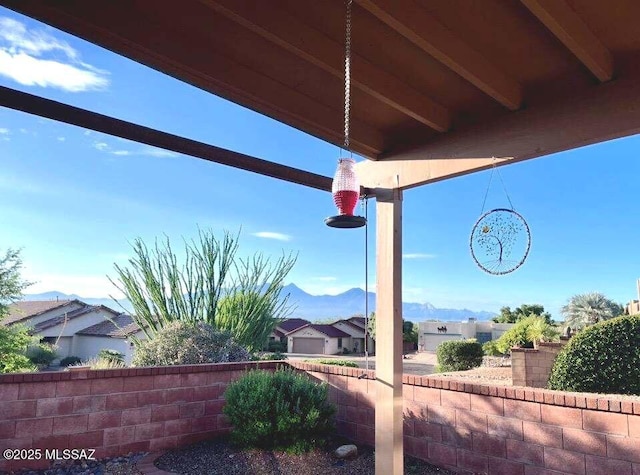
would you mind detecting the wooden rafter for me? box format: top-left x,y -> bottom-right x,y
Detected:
358,69 -> 640,189
520,0 -> 613,82
200,0 -> 451,133
0,1 -> 386,158
355,0 -> 523,110
0,86 -> 333,192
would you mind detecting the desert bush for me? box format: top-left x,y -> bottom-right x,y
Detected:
0,324 -> 37,373
59,356 -> 82,367
267,340 -> 286,353
252,351 -> 287,361
304,359 -> 359,368
98,349 -> 124,364
223,368 -> 335,452
73,357 -> 127,370
548,314 -> 640,395
26,343 -> 57,366
493,316 -> 558,354
482,340 -> 503,356
132,321 -> 250,367
436,339 -> 483,372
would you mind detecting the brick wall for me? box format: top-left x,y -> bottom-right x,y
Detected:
292,362 -> 640,475
3,361 -> 639,474
0,361 -> 280,472
511,342 -> 567,388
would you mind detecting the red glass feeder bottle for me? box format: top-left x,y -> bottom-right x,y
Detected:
325,158 -> 366,228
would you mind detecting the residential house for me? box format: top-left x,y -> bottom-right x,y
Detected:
418,318 -> 514,351
268,318 -> 310,348
331,318 -> 375,354
286,324 -> 351,355
3,300 -> 143,364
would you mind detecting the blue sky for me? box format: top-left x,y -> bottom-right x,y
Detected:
0,9 -> 638,319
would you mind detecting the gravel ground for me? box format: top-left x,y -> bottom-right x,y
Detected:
155,437 -> 455,475
0,453 -> 146,475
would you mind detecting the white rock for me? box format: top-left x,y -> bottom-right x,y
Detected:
334,444 -> 358,459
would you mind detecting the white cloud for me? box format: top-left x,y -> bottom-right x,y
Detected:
0,17 -> 109,92
252,231 -> 292,242
314,276 -> 337,282
92,140 -> 177,158
402,253 -> 437,259
0,127 -> 9,134
57,136 -> 65,142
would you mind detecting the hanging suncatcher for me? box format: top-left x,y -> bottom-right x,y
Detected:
470,163 -> 531,275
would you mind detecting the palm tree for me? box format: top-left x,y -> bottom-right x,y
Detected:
561,292 -> 622,329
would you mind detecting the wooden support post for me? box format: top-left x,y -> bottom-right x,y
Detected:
375,187 -> 403,475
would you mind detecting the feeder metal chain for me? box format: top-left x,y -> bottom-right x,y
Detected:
344,0 -> 352,150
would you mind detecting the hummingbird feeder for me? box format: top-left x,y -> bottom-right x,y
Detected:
325,158 -> 366,228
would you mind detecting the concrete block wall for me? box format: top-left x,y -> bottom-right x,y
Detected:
512,342 -> 567,388
0,361 -> 280,472
291,362 -> 640,475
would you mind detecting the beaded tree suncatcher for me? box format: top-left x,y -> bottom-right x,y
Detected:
470,165 -> 531,275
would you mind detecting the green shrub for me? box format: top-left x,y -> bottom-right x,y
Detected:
26,343 -> 57,366
436,339 -> 483,372
132,321 -> 250,367
223,368 -> 335,452
252,351 -> 287,361
482,340 -> 503,356
494,316 -> 559,354
0,324 -> 37,373
304,359 -> 359,368
548,314 -> 640,395
267,340 -> 286,353
59,356 -> 82,367
73,357 -> 126,370
98,349 -> 124,364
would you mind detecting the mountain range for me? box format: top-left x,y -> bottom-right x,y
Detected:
23,284 -> 496,322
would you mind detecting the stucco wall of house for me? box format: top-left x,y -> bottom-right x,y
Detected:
418,321 -> 514,352
37,309 -> 120,339
14,303 -> 85,329
72,336 -> 131,363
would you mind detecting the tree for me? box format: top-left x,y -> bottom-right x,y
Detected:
0,248 -> 32,318
367,311 -> 376,340
0,248 -> 37,373
110,229 -> 296,351
403,320 -> 418,344
561,292 -> 623,329
492,304 -> 553,324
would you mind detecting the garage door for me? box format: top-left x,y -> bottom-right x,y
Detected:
292,338 -> 325,354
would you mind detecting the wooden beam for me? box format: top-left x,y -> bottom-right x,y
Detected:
357,157 -> 510,190
374,188 -> 403,475
358,69 -> 640,189
0,1 -> 386,158
521,0 -> 614,82
0,86 -> 333,192
201,0 -> 451,132
356,0 -> 523,110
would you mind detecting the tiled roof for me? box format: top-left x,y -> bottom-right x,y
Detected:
333,319 -> 367,332
348,316 -> 366,327
3,300 -> 76,325
277,318 -> 310,332
31,306 -> 97,332
76,314 -> 141,338
287,324 -> 350,338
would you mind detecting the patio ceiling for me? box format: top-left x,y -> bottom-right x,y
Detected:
3,0 -> 640,191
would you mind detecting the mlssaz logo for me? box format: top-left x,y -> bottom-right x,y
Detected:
45,449 -> 96,461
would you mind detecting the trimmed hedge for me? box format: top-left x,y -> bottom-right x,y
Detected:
223,368 -> 335,453
436,339 -> 483,372
304,359 -> 359,368
548,314 -> 640,395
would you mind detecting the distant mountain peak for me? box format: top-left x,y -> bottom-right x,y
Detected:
24,285 -> 496,322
